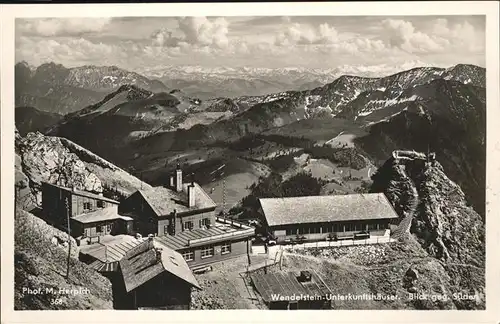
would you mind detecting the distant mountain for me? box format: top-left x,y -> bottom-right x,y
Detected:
15,62 -> 169,114
137,61 -> 445,99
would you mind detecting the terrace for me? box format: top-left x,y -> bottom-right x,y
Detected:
154,217 -> 255,250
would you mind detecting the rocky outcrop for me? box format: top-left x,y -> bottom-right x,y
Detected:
15,131 -> 151,210
16,132 -> 103,207
371,151 -> 484,266
415,162 -> 484,265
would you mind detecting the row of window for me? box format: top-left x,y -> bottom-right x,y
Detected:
285,223 -> 385,236
182,242 -> 231,262
94,223 -> 112,233
163,218 -> 212,234
82,200 -> 105,211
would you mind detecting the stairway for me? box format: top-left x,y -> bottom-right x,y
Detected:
391,168 -> 419,240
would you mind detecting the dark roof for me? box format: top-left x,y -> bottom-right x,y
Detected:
250,270 -> 332,303
87,260 -> 119,273
42,181 -> 119,204
259,193 -> 399,227
119,239 -> 201,293
79,235 -> 144,263
72,206 -> 132,224
134,182 -> 216,217
154,218 -> 255,250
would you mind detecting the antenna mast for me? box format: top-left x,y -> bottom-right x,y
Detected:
65,197 -> 71,279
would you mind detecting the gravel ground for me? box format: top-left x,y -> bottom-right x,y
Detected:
190,254 -> 269,309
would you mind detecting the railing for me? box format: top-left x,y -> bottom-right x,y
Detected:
187,227 -> 255,246
215,216 -> 250,229
284,235 -> 394,251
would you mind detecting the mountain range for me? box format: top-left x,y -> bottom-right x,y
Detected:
137,60 -> 437,99
15,62 -> 169,114
15,62 -> 486,217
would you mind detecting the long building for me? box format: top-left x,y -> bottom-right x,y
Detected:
258,193 -> 399,243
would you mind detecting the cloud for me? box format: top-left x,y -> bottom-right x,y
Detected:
17,18 -> 111,37
15,16 -> 485,71
431,18 -> 483,52
380,18 -> 484,55
149,16 -> 230,50
177,16 -> 229,48
150,28 -> 183,47
381,19 -> 445,53
16,36 -> 117,67
275,22 -> 339,46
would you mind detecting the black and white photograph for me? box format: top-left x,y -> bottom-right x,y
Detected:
1,1 -> 499,321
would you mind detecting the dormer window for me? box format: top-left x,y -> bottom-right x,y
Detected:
184,221 -> 194,231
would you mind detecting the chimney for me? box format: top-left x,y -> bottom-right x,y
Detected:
155,248 -> 162,262
188,184 -> 196,208
169,175 -> 175,189
176,164 -> 182,192
170,209 -> 177,235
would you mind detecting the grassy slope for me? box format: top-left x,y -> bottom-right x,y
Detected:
14,210 -> 113,310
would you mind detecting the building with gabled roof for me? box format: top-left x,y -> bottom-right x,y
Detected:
258,193 -> 399,243
118,165 -> 255,270
40,182 -> 132,244
114,236 -> 201,310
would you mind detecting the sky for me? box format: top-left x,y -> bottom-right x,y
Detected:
15,16 -> 486,73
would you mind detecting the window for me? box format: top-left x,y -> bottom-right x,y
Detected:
221,242 -> 231,255
96,224 -> 102,233
201,218 -> 211,227
310,226 -> 320,234
184,221 -> 194,231
200,245 -> 214,259
97,200 -> 105,208
164,225 -> 169,235
182,250 -> 194,262
286,229 -> 293,236
83,202 -> 91,210
106,223 -> 112,232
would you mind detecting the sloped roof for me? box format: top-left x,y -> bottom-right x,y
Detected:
135,182 -> 216,217
251,270 -> 332,304
259,193 -> 398,227
79,235 -> 144,263
119,239 -> 201,293
72,206 -> 122,224
154,219 -> 254,250
42,181 -> 119,204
